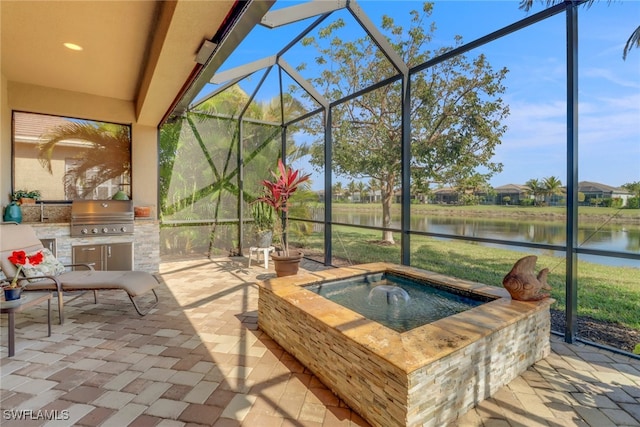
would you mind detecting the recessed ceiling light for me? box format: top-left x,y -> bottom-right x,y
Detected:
63,42 -> 83,51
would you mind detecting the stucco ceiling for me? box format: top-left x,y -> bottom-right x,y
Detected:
0,0 -> 237,126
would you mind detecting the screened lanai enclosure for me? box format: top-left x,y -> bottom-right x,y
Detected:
159,1 -> 640,355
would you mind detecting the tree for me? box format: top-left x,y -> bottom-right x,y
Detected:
519,0 -> 638,60
356,181 -> 367,203
332,182 -> 344,202
367,179 -> 384,204
161,86 -> 310,217
525,178 -> 544,206
542,176 -> 563,205
158,86 -> 310,256
453,172 -> 493,206
623,181 -> 640,209
346,180 -> 358,202
303,2 -> 508,243
622,181 -> 640,198
524,178 -> 544,205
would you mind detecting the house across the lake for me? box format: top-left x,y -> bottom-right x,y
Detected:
493,184 -> 531,205
578,181 -> 633,207
425,181 -> 632,206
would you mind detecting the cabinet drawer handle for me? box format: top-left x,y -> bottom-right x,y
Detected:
82,247 -> 97,251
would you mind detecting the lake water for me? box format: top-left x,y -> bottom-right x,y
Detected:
330,211 -> 640,268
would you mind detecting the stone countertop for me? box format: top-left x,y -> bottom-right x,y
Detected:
23,219 -> 159,226
16,204 -> 157,224
19,204 -> 71,223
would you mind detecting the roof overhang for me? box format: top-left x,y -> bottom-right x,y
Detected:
1,0 -> 240,126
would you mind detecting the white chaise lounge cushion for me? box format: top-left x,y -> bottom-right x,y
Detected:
23,270 -> 158,297
0,223 -> 160,323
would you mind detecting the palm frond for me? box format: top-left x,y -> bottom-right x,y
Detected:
37,121 -> 130,197
519,1 -> 636,60
623,25 -> 640,60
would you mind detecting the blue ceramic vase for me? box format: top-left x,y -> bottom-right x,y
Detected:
3,202 -> 22,223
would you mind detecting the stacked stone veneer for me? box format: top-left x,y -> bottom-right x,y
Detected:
29,220 -> 160,273
257,263 -> 553,427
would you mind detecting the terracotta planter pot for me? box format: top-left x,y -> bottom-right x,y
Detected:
134,206 -> 152,218
19,197 -> 36,205
271,250 -> 304,277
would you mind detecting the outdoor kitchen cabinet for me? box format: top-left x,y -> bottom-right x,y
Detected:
72,243 -> 133,271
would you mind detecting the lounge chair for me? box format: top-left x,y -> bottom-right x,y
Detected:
0,223 -> 159,324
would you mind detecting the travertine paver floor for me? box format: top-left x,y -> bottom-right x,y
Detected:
1,256 -> 639,427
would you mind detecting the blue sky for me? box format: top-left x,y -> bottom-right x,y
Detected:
202,1 -> 640,190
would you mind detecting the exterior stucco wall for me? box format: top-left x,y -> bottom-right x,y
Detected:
1,73 -> 10,209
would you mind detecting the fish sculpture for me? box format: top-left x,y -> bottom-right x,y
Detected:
502,255 -> 551,301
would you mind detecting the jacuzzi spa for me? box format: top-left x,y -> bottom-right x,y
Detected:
257,262 -> 553,427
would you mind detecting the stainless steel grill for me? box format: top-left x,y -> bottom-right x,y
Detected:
71,200 -> 134,237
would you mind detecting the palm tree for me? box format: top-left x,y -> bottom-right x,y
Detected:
346,180 -> 358,202
38,121 -> 130,199
159,85 -> 311,256
356,181 -> 367,203
542,176 -> 563,205
366,179 -> 385,205
525,178 -> 544,206
332,182 -> 344,202
622,181 -> 640,198
519,0 -> 638,60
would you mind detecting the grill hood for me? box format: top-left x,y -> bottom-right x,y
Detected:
71,200 -> 134,237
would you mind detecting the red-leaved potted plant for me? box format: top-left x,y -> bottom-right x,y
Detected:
258,158 -> 310,276
2,250 -> 43,300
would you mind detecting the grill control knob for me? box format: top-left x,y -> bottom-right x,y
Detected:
81,228 -> 88,235
91,228 -> 98,234
102,228 -> 109,233
121,226 -> 127,233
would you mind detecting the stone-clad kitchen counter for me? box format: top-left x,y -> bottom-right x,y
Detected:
12,203 -> 159,273
26,220 -> 160,273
